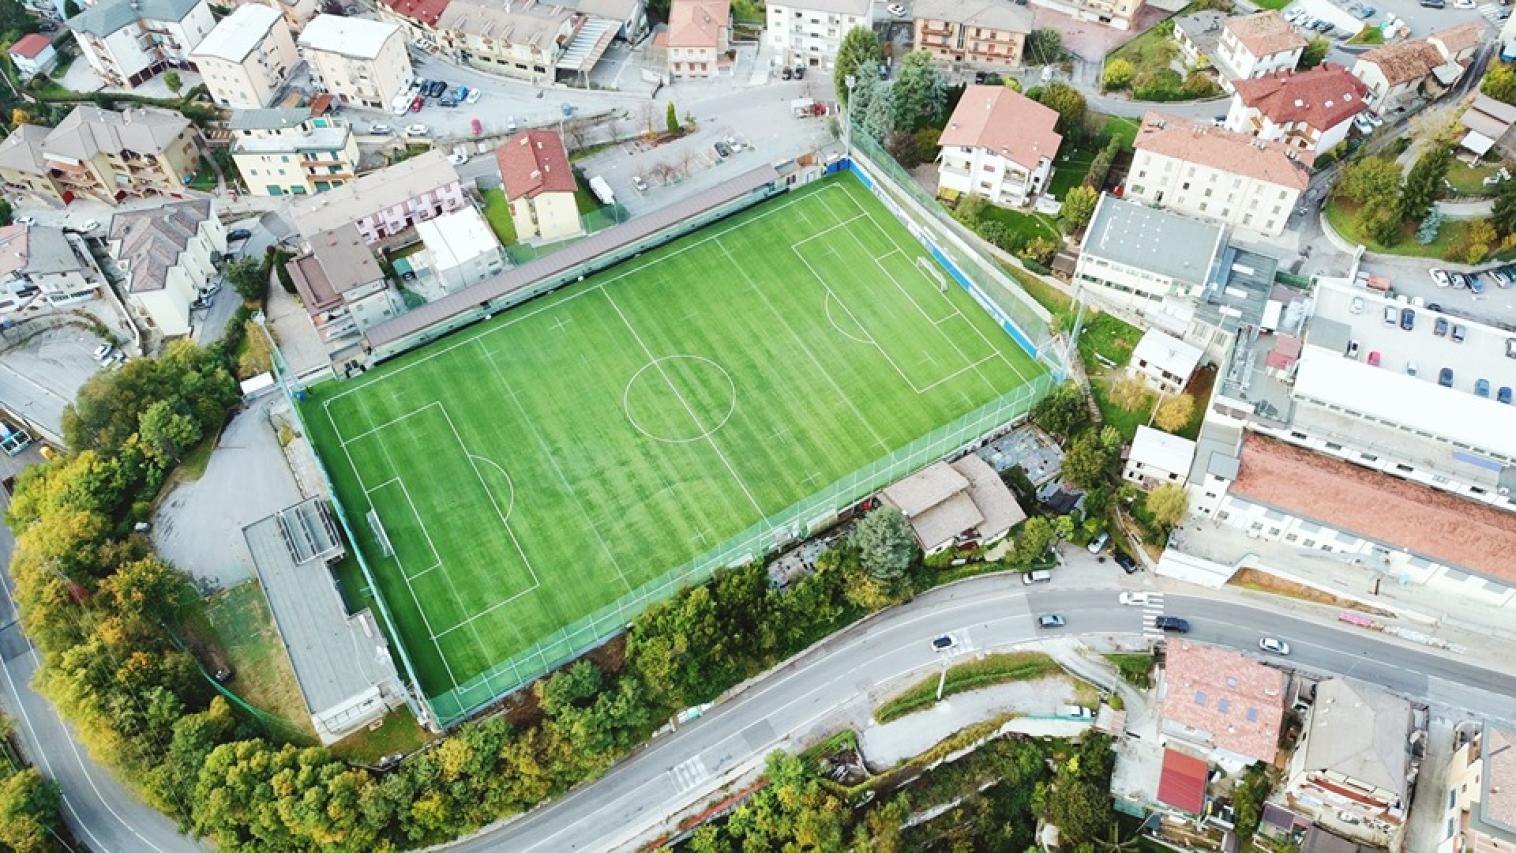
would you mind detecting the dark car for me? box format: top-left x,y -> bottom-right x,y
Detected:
1399,307 -> 1415,330
427,80 -> 447,98
1155,616 -> 1190,633
227,228 -> 252,241
1420,0 -> 1444,7
1113,551 -> 1139,574
1439,367 -> 1454,387
931,634 -> 954,651
781,66 -> 793,80
714,141 -> 732,158
1434,316 -> 1449,337
793,66 -> 805,80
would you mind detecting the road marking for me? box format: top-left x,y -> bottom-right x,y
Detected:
670,756 -> 709,793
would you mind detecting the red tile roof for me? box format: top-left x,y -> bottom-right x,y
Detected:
666,0 -> 729,49
8,34 -> 51,60
1430,20 -> 1484,56
1226,11 -> 1307,58
1358,39 -> 1447,86
1161,641 -> 1284,763
1229,435 -> 1516,584
380,0 -> 451,28
496,129 -> 576,200
1231,64 -> 1368,132
1158,750 -> 1209,814
938,84 -> 1062,171
1135,111 -> 1312,190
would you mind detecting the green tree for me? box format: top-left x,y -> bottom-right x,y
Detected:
137,400 -> 201,468
1102,57 -> 1135,91
861,83 -> 895,141
0,769 -> 61,853
665,101 -> 679,134
63,0 -> 80,15
1483,62 -> 1516,105
1334,155 -> 1401,207
1153,393 -> 1194,432
1398,144 -> 1451,223
1025,27 -> 1062,64
1232,763 -> 1277,843
223,256 -> 266,303
1417,210 -> 1445,245
164,71 -> 182,95
1298,36 -> 1329,70
1061,185 -> 1098,228
1490,175 -> 1516,237
1049,779 -> 1111,844
1365,205 -> 1403,246
890,51 -> 946,132
851,506 -> 918,580
834,26 -> 883,106
1063,430 -> 1114,488
0,198 -> 12,227
1031,82 -> 1086,138
1012,516 -> 1056,566
1031,382 -> 1089,440
1145,483 -> 1189,530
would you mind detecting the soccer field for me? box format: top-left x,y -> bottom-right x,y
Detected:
302,173 -> 1050,720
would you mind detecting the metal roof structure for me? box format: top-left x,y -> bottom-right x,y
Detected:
1082,194 -> 1226,287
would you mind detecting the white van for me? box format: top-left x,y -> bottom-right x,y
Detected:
1022,569 -> 1052,585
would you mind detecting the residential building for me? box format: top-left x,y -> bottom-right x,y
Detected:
238,0 -> 320,33
1461,94 -> 1516,160
435,0 -> 582,83
1126,112 -> 1311,237
879,455 -> 1025,554
1225,63 -> 1368,154
497,130 -> 583,242
377,0 -> 451,45
1214,11 -> 1306,87
1352,24 -> 1479,113
108,199 -> 225,336
297,14 -> 413,109
67,0 -> 216,89
766,0 -> 872,69
1429,19 -> 1485,65
1174,10 -> 1224,69
1159,640 -> 1285,770
936,84 -> 1062,208
1131,327 -> 1203,394
911,0 -> 1031,71
229,108 -> 359,197
0,224 -> 108,311
0,106 -> 201,206
1027,0 -> 1143,31
1073,193 -> 1226,314
1285,679 -> 1415,847
1124,425 -> 1197,488
7,33 -> 59,78
290,149 -> 466,243
1441,724 -> 1516,853
661,0 -> 730,78
191,4 -> 298,109
412,207 -> 506,293
286,223 -> 399,359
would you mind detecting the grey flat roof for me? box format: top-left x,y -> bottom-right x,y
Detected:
1197,246 -> 1276,335
366,164 -> 781,349
1082,194 -> 1224,285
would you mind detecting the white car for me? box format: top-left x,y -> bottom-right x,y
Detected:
886,2 -> 906,15
1118,591 -> 1153,607
80,219 -> 100,232
405,124 -> 430,137
1454,0 -> 1475,7
1349,296 -> 1365,314
370,123 -> 393,135
15,215 -> 34,226
1429,268 -> 1451,288
465,88 -> 482,104
1258,636 -> 1291,655
448,152 -> 468,165
92,343 -> 114,361
1353,114 -> 1376,134
632,175 -> 649,192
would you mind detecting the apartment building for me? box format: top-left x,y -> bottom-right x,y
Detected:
1073,193 -> 1226,314
662,0 -> 730,78
1440,724 -> 1516,853
109,199 -> 225,337
1028,0 -> 1142,31
497,129 -> 582,241
936,84 -> 1062,208
238,0 -> 319,33
297,14 -> 413,109
290,149 -> 466,244
229,108 -> 359,197
0,224 -> 108,311
911,0 -> 1031,71
1131,327 -> 1203,394
1352,23 -> 1479,113
191,4 -> 298,108
0,106 -> 201,206
412,208 -> 505,293
7,34 -> 59,78
287,223 -> 399,361
1123,426 -> 1197,489
1159,640 -> 1284,771
1126,112 -> 1310,237
766,0 -> 872,69
1214,11 -> 1305,87
435,0 -> 581,82
1226,63 -> 1368,153
67,0 -> 216,88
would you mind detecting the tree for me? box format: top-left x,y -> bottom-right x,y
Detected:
1399,144 -> 1451,223
1012,516 -> 1056,566
138,399 -> 202,468
1417,210 -> 1445,245
1031,82 -> 1086,138
223,256 -> 266,303
1063,430 -> 1114,488
1145,483 -> 1189,530
1334,156 -> 1401,207
665,101 -> 679,134
1365,205 -> 1403,246
1298,36 -> 1329,70
1061,185 -> 1098,228
1103,57 -> 1135,91
1232,763 -> 1277,842
1153,393 -> 1194,432
860,84 -> 895,141
834,26 -> 883,107
1031,382 -> 1089,440
1025,28 -> 1062,65
1109,374 -> 1150,411
852,507 -> 918,580
1018,236 -> 1057,265
63,0 -> 80,16
1491,176 -> 1516,237
891,51 -> 946,132
0,198 -> 11,227
164,71 -> 182,95
0,770 -> 61,853
1483,62 -> 1516,106
1448,217 -> 1498,264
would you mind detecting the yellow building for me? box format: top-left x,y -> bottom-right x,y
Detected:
0,106 -> 201,206
496,130 -> 583,242
229,107 -> 360,197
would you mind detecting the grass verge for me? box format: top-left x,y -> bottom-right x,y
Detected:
329,712 -> 433,764
875,652 -> 1061,723
1104,653 -> 1154,689
1231,567 -> 1395,616
1325,196 -> 1465,258
197,581 -> 316,737
480,188 -> 518,245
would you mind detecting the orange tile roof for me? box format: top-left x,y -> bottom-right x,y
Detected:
938,84 -> 1062,171
496,129 -> 576,200
666,0 -> 729,48
1162,641 -> 1285,763
1226,11 -> 1306,58
1430,20 -> 1484,56
1229,435 -> 1516,584
380,0 -> 450,28
1135,111 -> 1312,190
1231,63 -> 1368,132
1359,39 -> 1447,86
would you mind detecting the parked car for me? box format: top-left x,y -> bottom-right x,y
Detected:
466,88 -> 481,104
1450,271 -> 1468,289
1439,367 -> 1454,387
781,66 -> 793,80
1367,350 -> 1381,366
471,118 -> 483,136
1365,112 -> 1385,128
409,96 -> 424,113
1399,307 -> 1415,330
1347,340 -> 1360,359
92,343 -> 114,361
427,80 -> 447,98
1476,378 -> 1491,397
1420,0 -> 1445,8
1430,268 -> 1450,287
1468,274 -> 1487,294
931,634 -> 955,651
1037,614 -> 1067,629
1406,360 -> 1418,376
80,219 -> 100,232
1087,531 -> 1110,553
14,215 -> 34,226
227,228 -> 252,241
632,175 -> 648,192
1353,114 -> 1376,134
1453,323 -> 1467,342
1499,386 -> 1513,404
1434,317 -> 1449,337
448,152 -> 468,165
405,124 -> 430,136
1022,569 -> 1052,585
1114,551 -> 1139,574
1119,591 -> 1152,606
1155,616 -> 1190,633
1383,305 -> 1398,325
1258,637 -> 1291,655
1454,0 -> 1475,8
370,123 -> 392,135
714,140 -> 732,158
1349,296 -> 1364,314
792,66 -> 805,80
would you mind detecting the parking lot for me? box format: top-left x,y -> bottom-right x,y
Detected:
1285,0 -> 1494,45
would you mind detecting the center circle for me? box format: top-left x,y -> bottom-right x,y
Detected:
623,355 -> 737,444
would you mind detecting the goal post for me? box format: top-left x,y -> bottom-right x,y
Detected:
916,255 -> 948,293
368,510 -> 395,557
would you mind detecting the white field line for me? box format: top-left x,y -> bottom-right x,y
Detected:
788,240 -> 925,394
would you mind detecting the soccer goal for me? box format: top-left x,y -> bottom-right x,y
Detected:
368,509 -> 395,557
916,256 -> 948,293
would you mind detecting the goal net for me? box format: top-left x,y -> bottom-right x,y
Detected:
368,510 -> 395,557
916,256 -> 948,293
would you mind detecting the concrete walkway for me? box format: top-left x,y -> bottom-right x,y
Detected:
858,675 -> 1075,767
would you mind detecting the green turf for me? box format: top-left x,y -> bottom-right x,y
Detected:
302,174 -> 1047,717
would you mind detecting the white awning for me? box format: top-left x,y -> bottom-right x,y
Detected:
1461,129 -> 1496,156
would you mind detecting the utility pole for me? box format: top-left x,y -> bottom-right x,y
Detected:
844,74 -> 856,155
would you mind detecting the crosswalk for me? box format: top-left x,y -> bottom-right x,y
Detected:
1479,3 -> 1506,22
1140,592 -> 1168,638
670,756 -> 710,794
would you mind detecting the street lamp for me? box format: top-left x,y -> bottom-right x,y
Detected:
844,74 -> 857,155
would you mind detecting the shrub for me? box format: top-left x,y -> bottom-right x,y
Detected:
1102,58 -> 1135,91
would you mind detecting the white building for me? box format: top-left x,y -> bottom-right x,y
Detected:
1124,425 -> 1197,489
412,207 -> 505,293
297,14 -> 413,109
239,0 -> 320,32
0,224 -> 107,311
1440,724 -> 1516,853
191,4 -> 299,109
1073,193 -> 1227,314
936,84 -> 1062,208
766,0 -> 872,69
290,149 -> 467,244
1352,23 -> 1480,113
67,0 -> 216,88
1214,11 -> 1306,88
229,107 -> 360,197
108,200 -> 225,337
1026,0 -> 1143,31
1225,63 -> 1368,154
434,0 -> 582,83
1126,112 -> 1310,238
7,34 -> 59,78
1131,327 -> 1203,394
